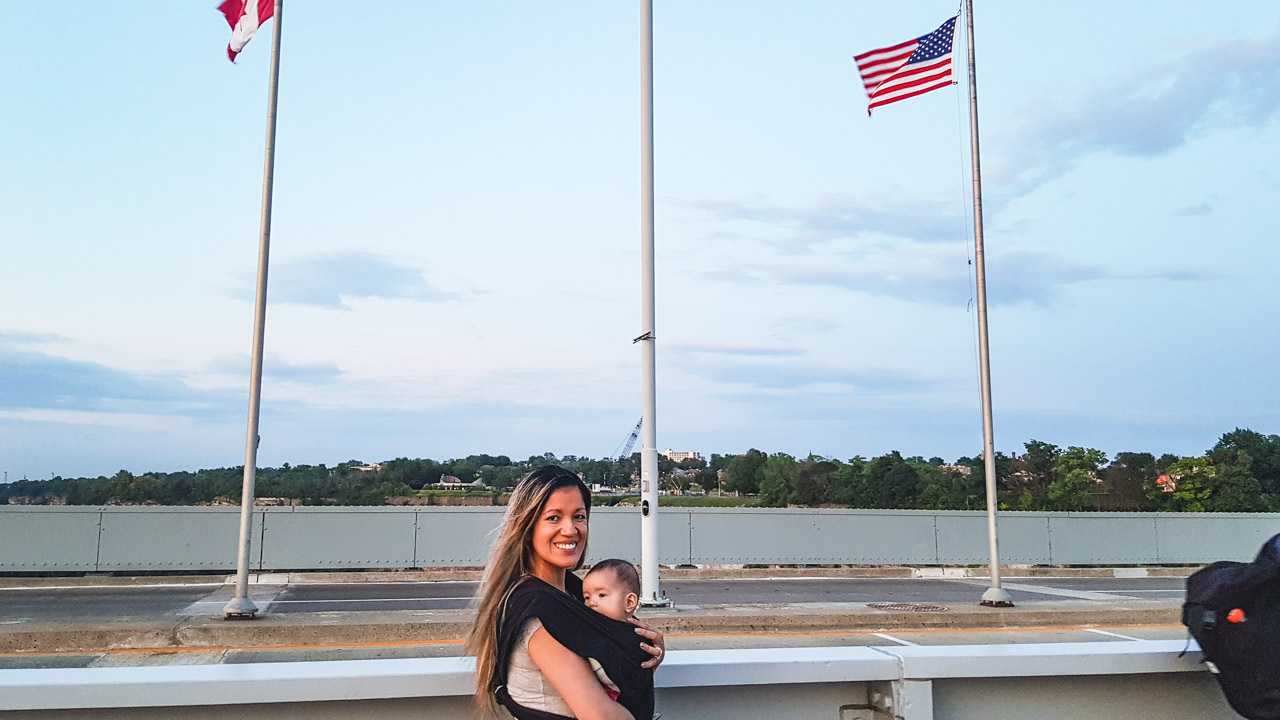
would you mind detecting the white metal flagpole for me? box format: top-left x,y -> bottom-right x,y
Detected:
637,0 -> 669,608
224,0 -> 285,619
964,0 -> 1013,608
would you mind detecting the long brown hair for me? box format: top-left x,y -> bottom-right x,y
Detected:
466,465 -> 591,713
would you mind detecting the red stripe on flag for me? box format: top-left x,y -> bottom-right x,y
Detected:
869,68 -> 953,102
889,56 -> 951,79
868,58 -> 952,97
853,38 -> 916,63
858,49 -> 915,74
859,59 -> 911,84
868,79 -> 954,111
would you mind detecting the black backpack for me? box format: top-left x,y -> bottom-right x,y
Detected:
1183,533 -> 1280,720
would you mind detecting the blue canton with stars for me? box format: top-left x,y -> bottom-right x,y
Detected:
908,16 -> 956,65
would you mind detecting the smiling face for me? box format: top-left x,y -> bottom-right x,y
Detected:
527,486 -> 588,586
582,567 -> 639,621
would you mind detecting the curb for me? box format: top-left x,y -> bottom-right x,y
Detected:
0,565 -> 1199,588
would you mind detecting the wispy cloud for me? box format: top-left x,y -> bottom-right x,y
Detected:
666,341 -> 803,358
676,196 -> 966,252
0,330 -> 68,346
771,317 -> 839,334
706,362 -> 944,393
0,408 -> 191,432
238,253 -> 457,309
207,355 -> 345,383
991,29 -> 1280,203
704,243 -> 1213,307
673,348 -> 947,395
0,346 -> 231,416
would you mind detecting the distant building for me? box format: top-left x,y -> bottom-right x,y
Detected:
661,449 -> 702,463
353,462 -> 386,472
941,464 -> 973,476
437,475 -> 485,489
255,497 -> 302,506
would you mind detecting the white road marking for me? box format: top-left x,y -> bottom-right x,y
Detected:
1086,628 -> 1144,641
871,633 -> 917,646
992,582 -> 1140,601
0,583 -> 225,592
183,596 -> 475,606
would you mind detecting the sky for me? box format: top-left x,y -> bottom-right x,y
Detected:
2,2 -> 1279,480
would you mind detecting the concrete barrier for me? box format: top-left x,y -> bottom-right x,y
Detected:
0,640 -> 1232,719
2,506 -> 1277,572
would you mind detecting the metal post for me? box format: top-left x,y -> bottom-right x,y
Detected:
965,0 -> 1012,608
637,0 -> 669,608
225,0 -> 284,619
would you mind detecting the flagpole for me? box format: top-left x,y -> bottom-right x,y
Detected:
637,0 -> 669,608
964,0 -> 1013,608
225,0 -> 284,619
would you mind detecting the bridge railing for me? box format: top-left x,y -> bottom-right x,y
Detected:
0,639 -> 1230,719
2,505 -> 1277,572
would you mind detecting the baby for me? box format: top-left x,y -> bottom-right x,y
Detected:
583,558 -> 641,622
581,558 -> 643,702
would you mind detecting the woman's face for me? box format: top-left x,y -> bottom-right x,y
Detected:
528,486 -> 588,583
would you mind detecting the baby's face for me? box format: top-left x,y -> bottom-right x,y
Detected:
582,569 -> 638,621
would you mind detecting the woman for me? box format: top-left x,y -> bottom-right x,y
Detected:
468,465 -> 665,720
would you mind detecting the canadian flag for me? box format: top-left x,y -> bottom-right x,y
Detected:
219,0 -> 274,62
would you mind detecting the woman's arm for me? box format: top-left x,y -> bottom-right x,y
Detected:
527,627 -> 636,720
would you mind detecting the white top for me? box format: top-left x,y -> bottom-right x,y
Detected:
506,618 -> 618,717
506,618 -> 575,717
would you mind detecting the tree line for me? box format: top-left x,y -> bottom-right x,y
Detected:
3,428 -> 1278,513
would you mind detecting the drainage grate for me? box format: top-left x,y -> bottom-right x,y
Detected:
865,602 -> 949,612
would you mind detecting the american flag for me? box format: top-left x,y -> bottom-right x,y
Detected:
854,16 -> 957,115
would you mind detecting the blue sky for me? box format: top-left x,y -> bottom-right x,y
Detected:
2,2 -> 1278,480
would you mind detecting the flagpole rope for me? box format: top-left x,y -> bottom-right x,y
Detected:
953,3 -> 984,435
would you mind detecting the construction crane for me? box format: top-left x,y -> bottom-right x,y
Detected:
614,417 -> 643,459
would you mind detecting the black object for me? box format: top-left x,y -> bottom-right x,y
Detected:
492,572 -> 655,720
1183,533 -> 1280,719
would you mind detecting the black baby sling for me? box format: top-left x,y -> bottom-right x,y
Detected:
493,572 -> 655,720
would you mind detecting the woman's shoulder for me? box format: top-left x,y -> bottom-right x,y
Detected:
506,574 -> 584,610
502,577 -> 567,633
517,616 -> 544,642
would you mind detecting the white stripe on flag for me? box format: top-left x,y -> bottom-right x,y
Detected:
228,2 -> 262,56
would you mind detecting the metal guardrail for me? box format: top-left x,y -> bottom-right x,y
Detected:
2,506 -> 1278,572
0,640 -> 1232,719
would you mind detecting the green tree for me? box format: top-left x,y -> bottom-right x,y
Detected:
832,457 -> 869,507
723,449 -> 767,495
1206,446 -> 1266,512
1006,440 -> 1061,501
1214,428 -> 1280,496
1100,452 -> 1157,511
856,452 -> 920,509
915,464 -> 983,510
1165,457 -> 1215,512
1046,446 -> 1106,511
758,453 -> 797,507
709,453 -> 730,474
791,455 -> 839,506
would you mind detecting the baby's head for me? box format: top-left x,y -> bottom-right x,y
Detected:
582,559 -> 640,621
